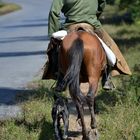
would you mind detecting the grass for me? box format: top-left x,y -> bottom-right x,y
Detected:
0,5 -> 140,140
0,3 -> 21,16
97,73 -> 140,140
99,104 -> 140,140
0,80 -> 55,140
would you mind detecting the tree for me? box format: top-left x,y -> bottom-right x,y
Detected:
119,0 -> 140,21
106,0 -> 115,5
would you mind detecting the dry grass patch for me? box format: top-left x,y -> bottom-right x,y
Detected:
0,3 -> 21,16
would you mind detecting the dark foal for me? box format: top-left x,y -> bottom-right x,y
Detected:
52,95 -> 69,140
55,31 -> 107,140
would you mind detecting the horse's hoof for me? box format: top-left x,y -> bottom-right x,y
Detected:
82,135 -> 91,140
90,123 -> 97,130
88,129 -> 99,140
63,134 -> 68,140
82,136 -> 89,140
76,119 -> 82,132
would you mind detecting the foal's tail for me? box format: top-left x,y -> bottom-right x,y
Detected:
57,38 -> 84,92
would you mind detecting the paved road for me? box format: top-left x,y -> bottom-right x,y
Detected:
0,0 -> 52,119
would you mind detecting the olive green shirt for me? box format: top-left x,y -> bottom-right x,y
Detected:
48,0 -> 106,36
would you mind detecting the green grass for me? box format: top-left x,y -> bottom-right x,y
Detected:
99,104 -> 140,140
0,5 -> 140,140
0,3 -> 21,16
0,80 -> 55,140
97,73 -> 140,140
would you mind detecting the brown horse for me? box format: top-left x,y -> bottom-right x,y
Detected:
52,30 -> 107,140
52,31 -> 106,140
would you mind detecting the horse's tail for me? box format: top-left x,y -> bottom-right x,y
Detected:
57,38 -> 84,92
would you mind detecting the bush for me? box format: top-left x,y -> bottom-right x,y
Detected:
106,0 -> 115,5
119,0 -> 140,21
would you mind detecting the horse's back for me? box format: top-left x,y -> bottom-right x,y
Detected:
62,31 -> 105,57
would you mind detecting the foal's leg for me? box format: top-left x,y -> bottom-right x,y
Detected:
52,106 -> 61,140
62,112 -> 69,139
53,116 -> 62,140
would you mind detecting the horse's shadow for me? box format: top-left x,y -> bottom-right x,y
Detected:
16,84 -> 54,103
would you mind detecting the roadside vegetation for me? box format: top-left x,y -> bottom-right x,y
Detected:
0,3 -> 140,140
0,2 -> 21,16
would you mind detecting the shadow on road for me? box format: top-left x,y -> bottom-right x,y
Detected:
0,35 -> 49,43
0,87 -> 29,105
0,50 -> 45,58
23,18 -> 48,22
2,23 -> 48,28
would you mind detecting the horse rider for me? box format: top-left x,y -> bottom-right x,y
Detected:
42,0 -> 132,90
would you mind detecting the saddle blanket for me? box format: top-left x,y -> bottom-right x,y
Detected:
52,30 -> 116,66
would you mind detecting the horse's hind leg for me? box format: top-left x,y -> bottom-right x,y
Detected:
53,117 -> 62,140
74,103 -> 84,132
75,99 -> 89,140
86,78 -> 99,139
69,86 -> 89,140
86,86 -> 97,129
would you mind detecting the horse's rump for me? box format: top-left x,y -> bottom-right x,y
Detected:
59,31 -> 106,84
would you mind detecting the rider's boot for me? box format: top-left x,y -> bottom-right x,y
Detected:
102,65 -> 115,90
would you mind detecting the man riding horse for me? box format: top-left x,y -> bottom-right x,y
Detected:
42,0 -> 132,90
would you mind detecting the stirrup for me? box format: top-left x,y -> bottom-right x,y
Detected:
103,79 -> 115,90
102,65 -> 116,90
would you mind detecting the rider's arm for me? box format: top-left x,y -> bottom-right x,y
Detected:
97,0 -> 106,18
48,0 -> 64,37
